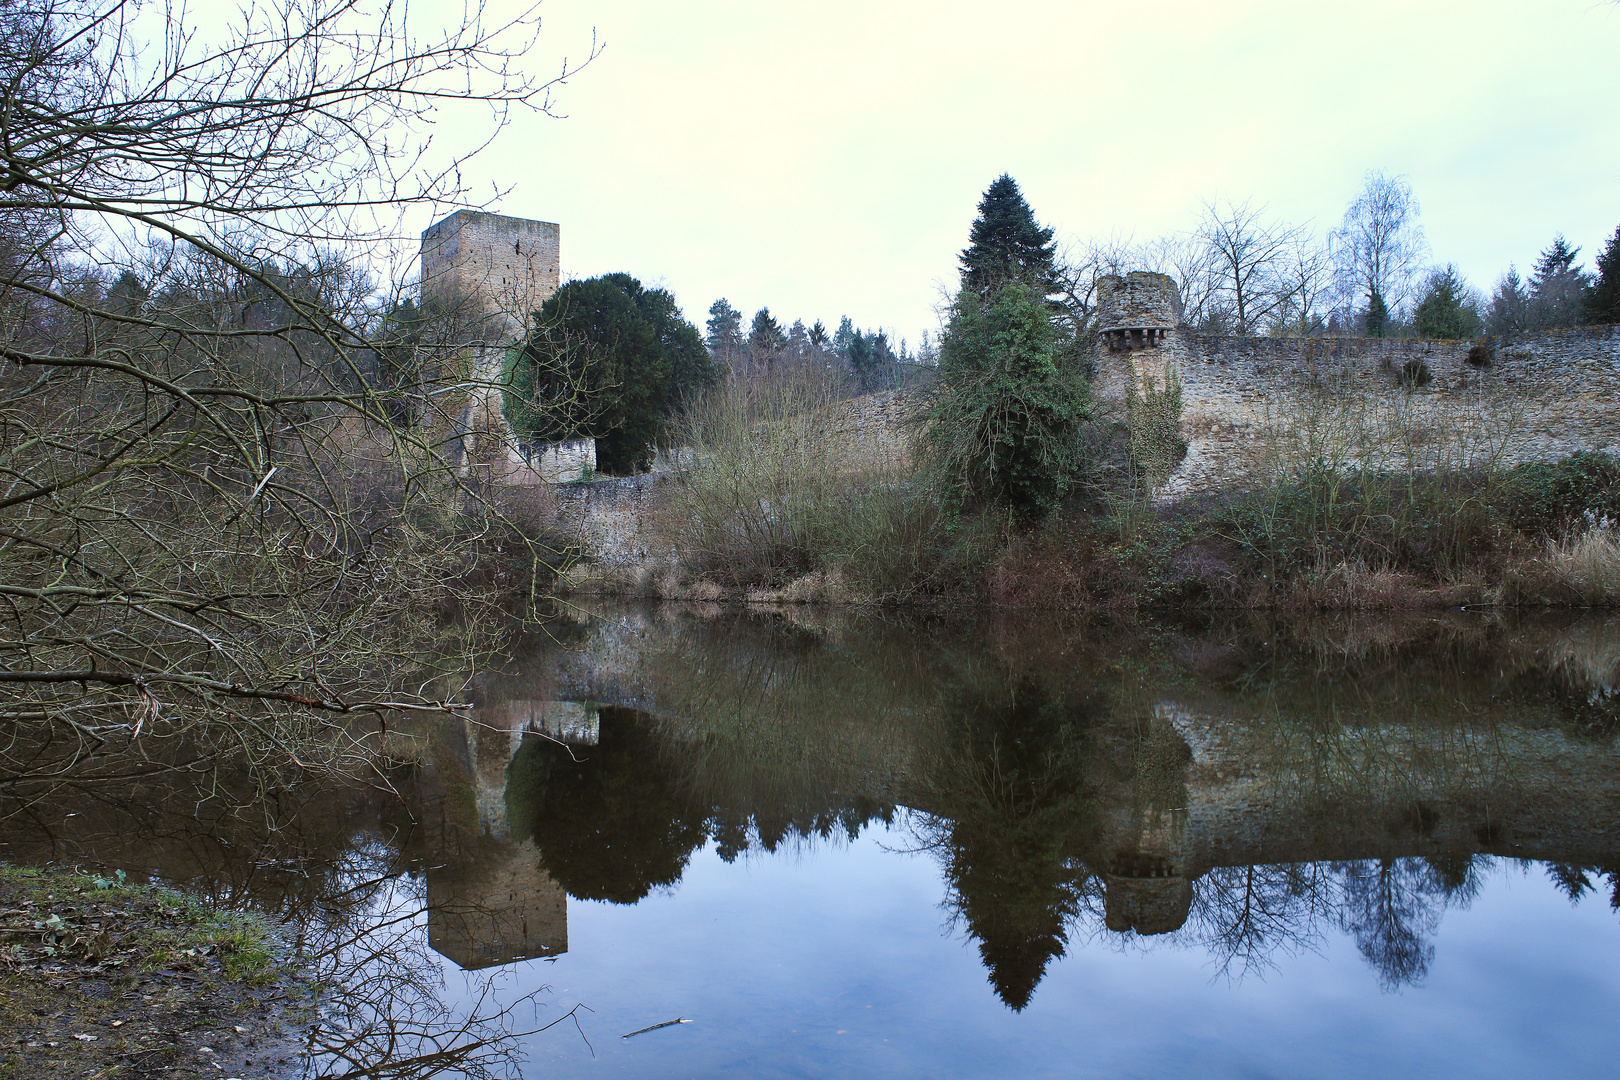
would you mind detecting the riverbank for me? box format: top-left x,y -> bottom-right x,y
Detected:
0,865 -> 310,1079
554,449 -> 1620,612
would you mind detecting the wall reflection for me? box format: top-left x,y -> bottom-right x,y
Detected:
443,603 -> 1620,1008
5,604 -> 1618,1019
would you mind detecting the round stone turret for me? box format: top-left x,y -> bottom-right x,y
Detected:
1097,271 -> 1184,352
1102,850 -> 1192,936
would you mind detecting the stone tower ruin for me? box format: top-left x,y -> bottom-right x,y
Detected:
1096,271 -> 1183,352
419,209 -> 594,482
420,210 -> 561,335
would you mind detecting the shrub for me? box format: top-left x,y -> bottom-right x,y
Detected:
661,367 -> 948,601
1502,452 -> 1620,533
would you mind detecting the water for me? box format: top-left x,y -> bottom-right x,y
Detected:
5,604 -> 1620,1077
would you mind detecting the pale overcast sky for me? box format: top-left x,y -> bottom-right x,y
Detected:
415,0 -> 1620,345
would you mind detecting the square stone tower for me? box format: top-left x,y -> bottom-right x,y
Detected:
419,210 -> 594,482
420,209 -> 561,337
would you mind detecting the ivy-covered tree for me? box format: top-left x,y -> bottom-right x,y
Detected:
927,282 -> 1089,521
959,174 -> 1058,300
1412,265 -> 1481,339
1590,226 -> 1620,325
506,274 -> 710,475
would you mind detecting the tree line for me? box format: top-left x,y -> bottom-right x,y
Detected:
1071,170 -> 1620,340
701,300 -> 933,391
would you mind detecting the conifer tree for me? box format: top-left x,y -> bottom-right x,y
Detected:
1412,265 -> 1481,339
927,283 -> 1088,521
1589,226 -> 1620,325
507,274 -> 708,474
1364,288 -> 1389,338
833,315 -> 855,355
959,174 -> 1058,299
705,298 -> 743,367
1486,267 -> 1529,335
1527,235 -> 1590,330
848,331 -> 876,390
747,307 -> 787,370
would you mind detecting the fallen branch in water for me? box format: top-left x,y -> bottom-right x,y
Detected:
621,1018 -> 691,1039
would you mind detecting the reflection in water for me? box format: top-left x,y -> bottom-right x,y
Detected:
4,604 -> 1620,1073
495,604 -> 1620,1009
921,675 -> 1101,1010
507,710 -> 708,904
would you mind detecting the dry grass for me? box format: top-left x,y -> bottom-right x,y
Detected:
653,367 -> 946,602
1503,518 -> 1620,607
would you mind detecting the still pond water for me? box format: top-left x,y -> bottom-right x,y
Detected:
6,604 -> 1620,1077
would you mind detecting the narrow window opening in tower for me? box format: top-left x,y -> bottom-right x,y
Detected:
515,241 -> 521,254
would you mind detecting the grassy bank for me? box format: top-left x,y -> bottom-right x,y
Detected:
559,367 -> 1620,611
0,864 -> 308,1079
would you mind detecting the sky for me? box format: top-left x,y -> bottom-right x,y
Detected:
410,0 -> 1620,346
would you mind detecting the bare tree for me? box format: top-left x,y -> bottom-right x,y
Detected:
0,0 -> 596,797
1196,198 -> 1311,335
1267,238 -> 1334,336
1329,171 -> 1428,328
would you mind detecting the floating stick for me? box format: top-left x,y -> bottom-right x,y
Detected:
621,1018 -> 691,1039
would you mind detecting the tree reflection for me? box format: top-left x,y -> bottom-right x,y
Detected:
1188,862 -> 1337,980
920,675 -> 1102,1010
1547,862 -> 1620,910
504,708 -> 708,904
1337,858 -> 1448,990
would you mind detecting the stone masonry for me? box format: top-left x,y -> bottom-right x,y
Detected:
1094,272 -> 1620,498
419,210 -> 596,483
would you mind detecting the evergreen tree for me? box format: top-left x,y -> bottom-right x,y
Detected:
747,307 -> 786,371
1589,225 -> 1620,325
640,286 -> 718,411
959,174 -> 1058,300
1486,267 -> 1529,335
809,319 -> 829,348
1532,235 -> 1580,283
786,318 -> 809,366
1526,235 -> 1591,330
705,298 -> 743,367
1364,288 -> 1389,338
833,315 -> 855,355
848,331 -> 881,392
507,274 -> 707,474
927,283 -> 1089,521
1412,265 -> 1482,339
106,270 -> 149,315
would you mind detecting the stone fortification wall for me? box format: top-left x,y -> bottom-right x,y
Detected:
1094,273 -> 1620,498
552,472 -> 667,566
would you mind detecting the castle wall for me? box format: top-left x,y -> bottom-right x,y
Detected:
1097,322 -> 1620,499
